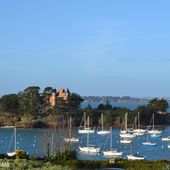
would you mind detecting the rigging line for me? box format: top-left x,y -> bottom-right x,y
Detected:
7,129 -> 15,152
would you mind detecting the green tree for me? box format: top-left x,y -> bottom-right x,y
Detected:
148,98 -> 168,112
43,87 -> 53,94
87,103 -> 92,109
135,106 -> 153,125
18,86 -> 40,115
97,100 -> 112,110
97,104 -> 105,110
0,94 -> 19,114
105,100 -> 112,109
67,93 -> 84,110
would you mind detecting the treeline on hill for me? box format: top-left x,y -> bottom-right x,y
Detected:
84,98 -> 169,128
0,86 -> 83,127
0,86 -> 169,128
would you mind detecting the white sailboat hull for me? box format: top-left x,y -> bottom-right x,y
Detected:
7,127 -> 17,157
120,133 -> 136,138
148,130 -> 162,135
133,129 -> 147,133
127,155 -> 144,160
78,129 -> 95,134
120,139 -> 132,144
103,150 -> 123,156
150,134 -> 161,137
64,137 -> 79,142
133,132 -> 144,136
7,152 -> 16,157
120,130 -> 127,134
79,146 -> 100,153
133,129 -> 145,136
162,137 -> 170,141
142,142 -> 156,146
97,130 -> 110,135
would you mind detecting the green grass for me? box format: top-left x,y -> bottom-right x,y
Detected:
0,157 -> 170,170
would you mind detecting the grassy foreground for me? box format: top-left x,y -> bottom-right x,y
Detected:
0,158 -> 170,170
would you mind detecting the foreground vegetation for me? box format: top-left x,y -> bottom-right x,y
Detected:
0,157 -> 170,170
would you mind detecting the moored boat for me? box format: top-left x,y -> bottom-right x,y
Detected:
133,112 -> 147,135
119,113 -> 136,139
64,117 -> 79,142
79,117 -> 100,153
120,133 -> 136,139
79,146 -> 100,153
142,130 -> 156,146
147,114 -> 162,135
97,113 -> 110,135
103,127 -> 123,156
142,142 -> 156,146
64,137 -> 79,142
148,130 -> 162,135
150,133 -> 161,138
64,117 -> 79,143
78,112 -> 95,134
120,139 -> 132,144
127,143 -> 145,160
7,127 -> 25,157
162,136 -> 170,141
7,127 -> 17,157
103,150 -> 123,156
127,154 -> 145,160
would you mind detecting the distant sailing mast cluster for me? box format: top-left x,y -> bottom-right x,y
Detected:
67,112 -> 170,160
5,112 -> 170,160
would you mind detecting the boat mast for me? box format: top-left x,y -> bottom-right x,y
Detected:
125,113 -> 128,131
84,112 -> 86,129
87,116 -> 89,146
14,127 -> 16,151
146,132 -> 149,142
69,116 -> 72,138
134,117 -> 137,130
101,113 -> 103,131
138,112 -> 140,129
153,114 -> 154,130
110,127 -> 112,151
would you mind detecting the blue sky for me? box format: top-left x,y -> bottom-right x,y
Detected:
0,0 -> 170,97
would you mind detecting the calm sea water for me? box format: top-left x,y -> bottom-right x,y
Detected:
81,101 -> 145,110
81,101 -> 170,112
1,127 -> 170,160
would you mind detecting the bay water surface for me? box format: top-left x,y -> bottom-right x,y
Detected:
1,126 -> 170,160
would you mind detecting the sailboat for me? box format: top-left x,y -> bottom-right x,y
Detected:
120,112 -> 128,134
120,113 -> 136,139
97,113 -> 110,135
148,114 -> 162,136
127,144 -> 145,160
120,138 -> 132,144
161,136 -> 170,141
78,112 -> 94,134
7,127 -> 17,157
142,128 -> 156,146
103,127 -> 122,156
133,112 -> 146,135
64,117 -> 79,142
127,154 -> 145,160
79,117 -> 100,153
